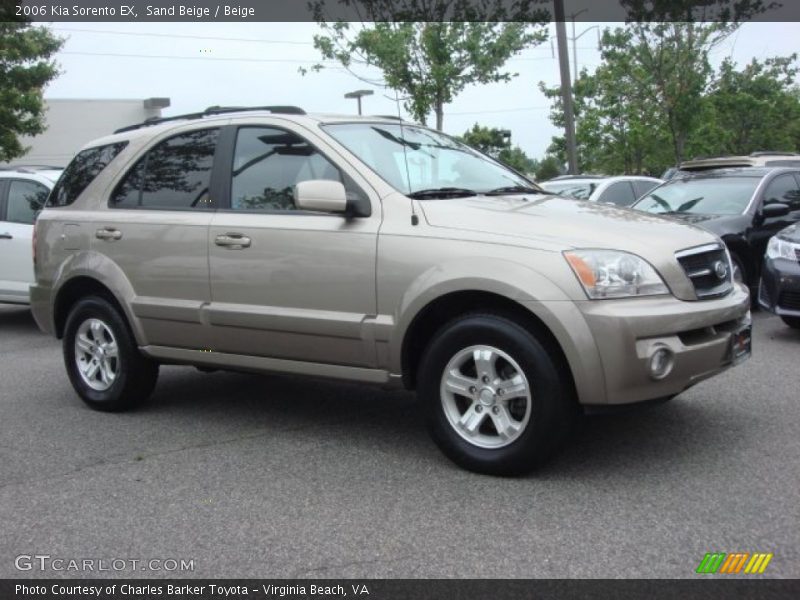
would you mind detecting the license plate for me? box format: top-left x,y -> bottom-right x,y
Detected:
730,325 -> 752,365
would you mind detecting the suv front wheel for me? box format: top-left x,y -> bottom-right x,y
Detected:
419,313 -> 573,475
63,296 -> 159,411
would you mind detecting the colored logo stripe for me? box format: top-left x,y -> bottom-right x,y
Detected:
697,553 -> 726,574
745,553 -> 773,574
696,552 -> 773,574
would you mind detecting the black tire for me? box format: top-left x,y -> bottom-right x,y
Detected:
781,316 -> 800,329
418,312 -> 574,476
63,296 -> 158,412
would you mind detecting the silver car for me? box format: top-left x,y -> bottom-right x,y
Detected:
31,107 -> 751,474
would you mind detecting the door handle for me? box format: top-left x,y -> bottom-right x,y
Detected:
215,233 -> 251,249
95,228 -> 122,241
0,232 -> 12,240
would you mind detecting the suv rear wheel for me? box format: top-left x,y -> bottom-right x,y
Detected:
63,296 -> 159,411
419,312 -> 573,475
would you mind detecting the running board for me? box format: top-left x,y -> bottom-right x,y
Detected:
141,345 -> 393,385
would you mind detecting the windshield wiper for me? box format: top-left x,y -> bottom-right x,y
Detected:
484,185 -> 543,196
407,187 -> 477,199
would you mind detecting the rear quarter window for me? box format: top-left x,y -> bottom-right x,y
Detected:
47,142 -> 128,207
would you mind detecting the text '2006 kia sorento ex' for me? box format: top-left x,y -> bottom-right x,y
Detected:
31,107 -> 752,475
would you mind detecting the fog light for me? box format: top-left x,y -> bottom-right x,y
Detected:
648,347 -> 674,380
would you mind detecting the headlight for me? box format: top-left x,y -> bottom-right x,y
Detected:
766,236 -> 798,260
564,250 -> 670,299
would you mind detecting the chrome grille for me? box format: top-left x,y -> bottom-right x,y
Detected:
675,243 -> 733,300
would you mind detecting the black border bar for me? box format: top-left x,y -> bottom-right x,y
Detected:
8,0 -> 800,22
2,579 -> 799,600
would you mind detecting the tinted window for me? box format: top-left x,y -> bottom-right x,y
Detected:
597,181 -> 637,206
230,127 -> 343,211
111,129 -> 219,209
6,180 -> 49,224
632,179 -> 659,199
48,142 -> 127,207
762,174 -> 800,211
634,177 -> 760,216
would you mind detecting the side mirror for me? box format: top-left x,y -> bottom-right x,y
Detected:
761,202 -> 790,219
294,179 -> 347,214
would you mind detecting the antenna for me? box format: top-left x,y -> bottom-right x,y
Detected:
389,89 -> 419,226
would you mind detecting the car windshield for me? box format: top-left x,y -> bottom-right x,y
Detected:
323,123 -> 530,196
633,176 -> 760,215
541,181 -> 598,199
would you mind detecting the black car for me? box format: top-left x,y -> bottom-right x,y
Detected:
759,224 -> 800,329
632,167 -> 800,293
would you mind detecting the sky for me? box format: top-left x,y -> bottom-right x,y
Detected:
41,21 -> 800,159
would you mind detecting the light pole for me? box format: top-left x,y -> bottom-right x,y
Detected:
568,11 -> 601,82
344,89 -> 373,115
554,0 -> 578,175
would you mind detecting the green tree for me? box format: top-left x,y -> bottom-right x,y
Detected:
307,2 -> 548,130
695,55 -> 800,156
532,155 -> 562,181
0,17 -> 63,162
459,123 -> 537,175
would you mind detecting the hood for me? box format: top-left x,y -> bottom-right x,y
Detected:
420,194 -> 716,258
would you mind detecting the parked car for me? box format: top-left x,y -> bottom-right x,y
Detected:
540,175 -> 663,207
32,106 -> 751,475
632,167 -> 800,294
0,166 -> 61,304
759,224 -> 800,329
679,151 -> 800,173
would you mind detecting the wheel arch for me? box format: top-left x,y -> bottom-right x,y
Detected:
399,290 -> 579,404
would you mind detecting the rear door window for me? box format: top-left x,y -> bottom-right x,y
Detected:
596,181 -> 637,206
48,142 -> 128,207
6,180 -> 50,224
111,129 -> 219,210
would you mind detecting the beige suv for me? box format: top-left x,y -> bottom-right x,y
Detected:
32,107 -> 752,474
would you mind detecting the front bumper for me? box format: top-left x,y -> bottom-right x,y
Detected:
758,256 -> 800,317
573,284 -> 751,405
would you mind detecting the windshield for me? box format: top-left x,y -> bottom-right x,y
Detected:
541,181 -> 598,199
323,123 -> 530,196
633,177 -> 760,215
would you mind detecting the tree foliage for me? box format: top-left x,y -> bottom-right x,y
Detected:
0,17 -> 63,162
459,123 -> 537,175
307,1 -> 548,130
542,22 -> 800,176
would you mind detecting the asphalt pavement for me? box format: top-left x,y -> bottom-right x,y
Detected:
0,304 -> 798,578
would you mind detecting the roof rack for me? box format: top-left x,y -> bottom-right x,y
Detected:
113,105 -> 307,134
750,151 -> 800,157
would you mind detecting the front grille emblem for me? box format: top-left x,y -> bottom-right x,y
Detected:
713,260 -> 729,280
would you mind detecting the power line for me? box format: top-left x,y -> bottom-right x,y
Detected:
60,50 -> 335,64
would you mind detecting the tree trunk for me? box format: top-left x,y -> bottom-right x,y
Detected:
435,100 -> 444,131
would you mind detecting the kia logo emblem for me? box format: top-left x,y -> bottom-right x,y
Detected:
713,260 -> 728,280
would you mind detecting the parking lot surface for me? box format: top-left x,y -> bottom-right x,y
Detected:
0,305 -> 797,578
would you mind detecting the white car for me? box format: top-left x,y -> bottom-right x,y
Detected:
0,167 -> 61,304
540,175 -> 663,207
